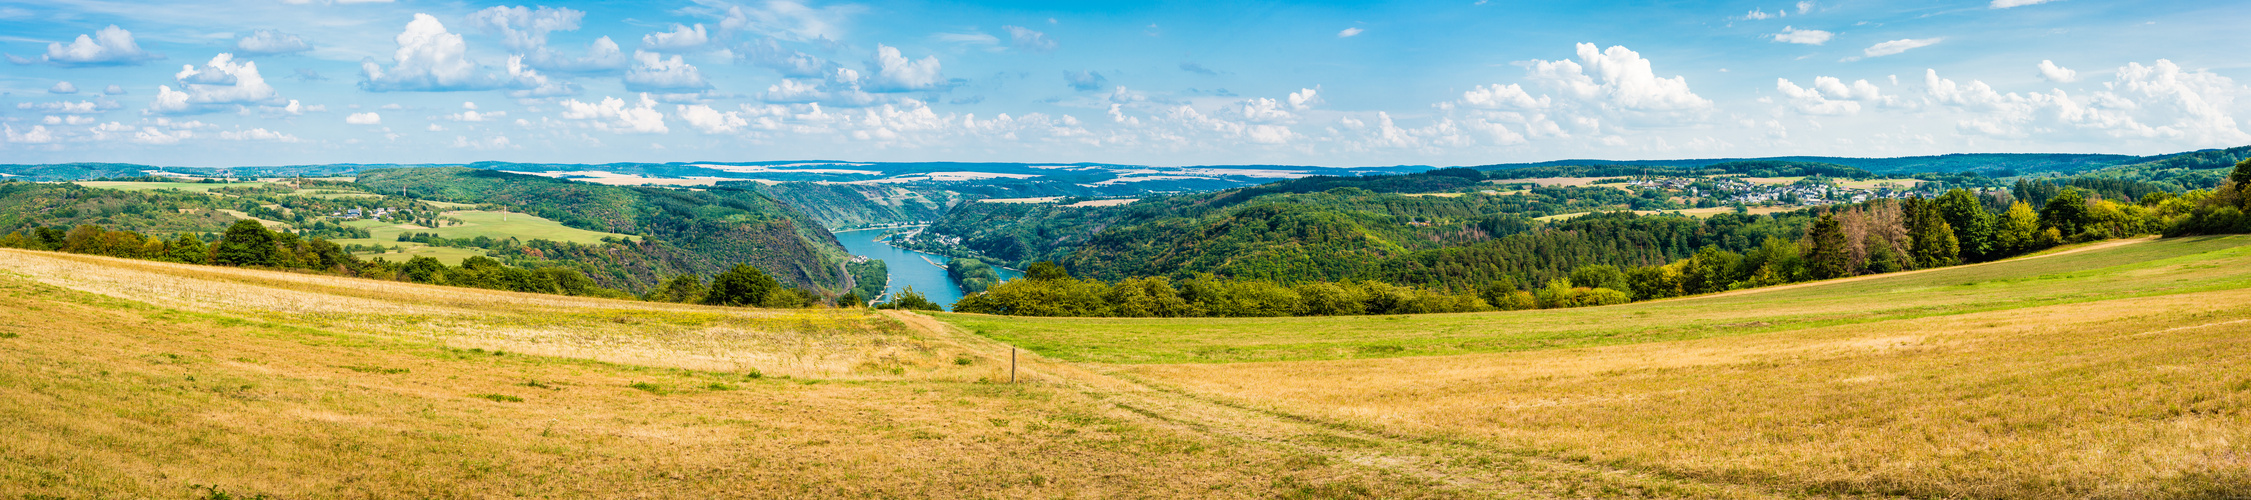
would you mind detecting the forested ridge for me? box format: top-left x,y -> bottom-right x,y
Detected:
353,167 -> 850,293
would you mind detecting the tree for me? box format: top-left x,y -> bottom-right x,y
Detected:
652,274 -> 708,303
2232,157 -> 2251,188
881,286 -> 944,311
1909,208 -> 1960,268
1806,213 -> 1851,279
1992,201 -> 2044,256
2039,188 -> 2092,237
165,234 -> 209,264
400,256 -> 447,283
837,291 -> 862,307
703,264 -> 780,307
213,220 -> 279,267
1025,261 -> 1071,281
1930,189 -> 1994,261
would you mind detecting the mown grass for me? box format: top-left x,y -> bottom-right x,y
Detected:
944,235 -> 2251,498
0,254 -> 1449,499
942,236 -> 2251,364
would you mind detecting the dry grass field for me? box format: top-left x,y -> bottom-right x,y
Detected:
947,236 -> 2251,499
0,250 -> 1481,499
11,235 -> 2251,498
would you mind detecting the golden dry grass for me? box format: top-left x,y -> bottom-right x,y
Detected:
945,236 -> 2251,499
0,250 -> 1474,498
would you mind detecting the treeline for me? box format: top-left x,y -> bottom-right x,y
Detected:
1,220 -> 634,299
951,263 -> 1492,317
946,257 -> 1001,293
640,264 -> 859,308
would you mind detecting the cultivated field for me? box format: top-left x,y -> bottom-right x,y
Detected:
944,236 -> 2251,498
331,210 -> 636,265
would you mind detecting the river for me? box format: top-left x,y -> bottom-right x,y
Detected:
832,227 -> 1021,311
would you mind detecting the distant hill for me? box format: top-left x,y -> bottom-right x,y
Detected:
353,167 -> 851,293
1469,152 -> 2149,176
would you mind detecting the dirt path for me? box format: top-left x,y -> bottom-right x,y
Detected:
884,310 -> 1827,499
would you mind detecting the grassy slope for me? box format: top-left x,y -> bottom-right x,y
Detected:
940,236 -> 2251,364
329,210 -> 638,265
0,250 -> 1451,499
944,236 -> 2251,498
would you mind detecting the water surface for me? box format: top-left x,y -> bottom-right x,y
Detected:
834,227 -> 1020,310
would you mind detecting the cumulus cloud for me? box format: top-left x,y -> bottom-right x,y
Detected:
866,45 -> 943,92
1287,88 -> 1321,110
1859,38 -> 1942,58
4,125 -> 56,144
1526,43 -> 1711,112
1775,76 -> 1894,115
1337,27 -> 1364,38
1064,70 -> 1107,91
2037,60 -> 2079,83
1771,26 -> 1832,45
536,37 -> 629,74
49,82 -> 77,94
236,30 -> 311,55
677,104 -> 747,133
346,112 -> 382,124
362,14 -> 556,92
447,110 -> 505,122
43,115 -> 98,126
1990,0 -> 2061,8
1798,1 -> 1815,13
38,25 -> 159,66
1459,83 -> 1548,109
558,93 -> 668,133
1004,25 -> 1056,52
147,53 -> 282,114
641,24 -> 710,51
1741,8 -> 1774,20
624,51 -> 711,92
1924,61 -> 2250,146
103,84 -> 125,95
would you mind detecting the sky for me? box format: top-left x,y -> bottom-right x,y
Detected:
2,0 -> 2248,167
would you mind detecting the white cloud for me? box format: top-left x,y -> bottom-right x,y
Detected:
447,110 -> 505,122
19,99 -> 119,114
867,45 -> 943,92
641,24 -> 710,52
235,30 -> 311,55
40,25 -> 158,66
1797,1 -> 1815,13
624,51 -> 710,91
1776,77 -> 1883,115
49,82 -> 77,94
219,128 -> 300,142
1860,38 -> 1942,58
1526,43 -> 1711,112
42,115 -> 96,126
933,31 -> 1000,48
1742,8 -> 1774,20
558,93 -> 668,134
1459,83 -> 1549,109
4,125 -> 56,144
103,85 -> 124,95
452,135 -> 514,150
761,78 -> 828,103
532,36 -> 629,74
1771,26 -> 1833,45
467,6 -> 582,52
677,104 -> 747,133
2037,60 -> 2079,83
1003,25 -> 1056,52
156,53 -> 281,113
1991,0 -> 2061,8
1287,88 -> 1322,110
346,112 -> 382,124
1923,61 -> 2251,146
1337,27 -> 1364,38
363,14 -> 549,92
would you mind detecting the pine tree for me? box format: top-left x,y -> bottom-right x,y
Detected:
1806,213 -> 1851,279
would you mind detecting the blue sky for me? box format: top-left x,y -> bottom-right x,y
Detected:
2,0 -> 2247,167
